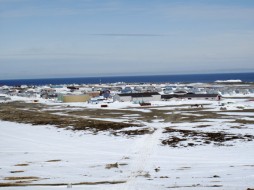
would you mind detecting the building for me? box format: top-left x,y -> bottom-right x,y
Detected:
180,94 -> 220,100
161,93 -> 220,101
113,92 -> 161,103
0,96 -> 10,101
59,94 -> 91,103
87,91 -> 100,98
40,88 -> 57,99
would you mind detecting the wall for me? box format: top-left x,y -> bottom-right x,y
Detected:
63,95 -> 91,103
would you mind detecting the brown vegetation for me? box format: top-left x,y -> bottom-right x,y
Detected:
10,171 -> 24,173
14,164 -> 29,167
162,127 -> 254,147
0,102 -> 138,132
105,162 -> 118,169
0,180 -> 126,187
4,176 -> 39,180
113,128 -> 154,136
46,159 -> 61,162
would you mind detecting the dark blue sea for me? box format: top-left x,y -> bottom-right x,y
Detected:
0,72 -> 253,86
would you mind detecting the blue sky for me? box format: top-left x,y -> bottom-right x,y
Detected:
0,0 -> 254,79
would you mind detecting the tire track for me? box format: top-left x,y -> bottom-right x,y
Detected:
119,123 -> 164,190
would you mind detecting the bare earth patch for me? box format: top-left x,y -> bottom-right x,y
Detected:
162,127 -> 254,147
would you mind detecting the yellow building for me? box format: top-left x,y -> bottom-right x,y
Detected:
62,94 -> 91,103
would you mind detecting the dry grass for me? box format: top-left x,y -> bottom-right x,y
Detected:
1,100 -> 253,149
0,180 -> 126,187
4,176 -> 40,181
14,164 -> 29,167
46,159 -> 61,162
135,171 -> 151,178
193,125 -> 211,128
10,171 -> 24,173
105,162 -> 118,169
0,102 -> 138,133
162,127 -> 254,147
0,101 -> 221,126
113,128 -> 154,136
233,119 -> 254,125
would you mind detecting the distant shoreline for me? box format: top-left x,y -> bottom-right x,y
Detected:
0,72 -> 254,86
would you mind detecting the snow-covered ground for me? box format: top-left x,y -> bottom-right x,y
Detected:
1,118 -> 254,190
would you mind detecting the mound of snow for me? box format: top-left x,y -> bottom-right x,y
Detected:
215,79 -> 242,83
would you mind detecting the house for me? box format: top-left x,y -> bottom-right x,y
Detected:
161,94 -> 175,101
161,93 -> 220,101
163,85 -> 177,94
0,88 -> 10,94
113,92 -> 161,103
121,87 -> 132,94
134,86 -> 142,92
88,96 -> 106,104
173,90 -> 188,95
40,88 -> 57,99
0,96 -> 10,101
87,91 -> 101,98
67,86 -> 79,92
18,91 -> 37,98
101,89 -> 111,99
179,93 -> 220,100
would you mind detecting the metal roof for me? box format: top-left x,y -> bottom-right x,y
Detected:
162,94 -> 219,99
118,92 -> 160,97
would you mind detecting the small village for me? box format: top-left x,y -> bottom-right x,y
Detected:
1,82 -> 254,105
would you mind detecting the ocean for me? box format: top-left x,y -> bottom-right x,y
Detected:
0,72 -> 253,86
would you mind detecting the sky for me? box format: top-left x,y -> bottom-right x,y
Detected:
0,0 -> 254,79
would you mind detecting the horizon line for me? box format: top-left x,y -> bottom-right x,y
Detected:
0,71 -> 254,81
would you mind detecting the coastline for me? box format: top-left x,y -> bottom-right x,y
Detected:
0,72 -> 254,86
